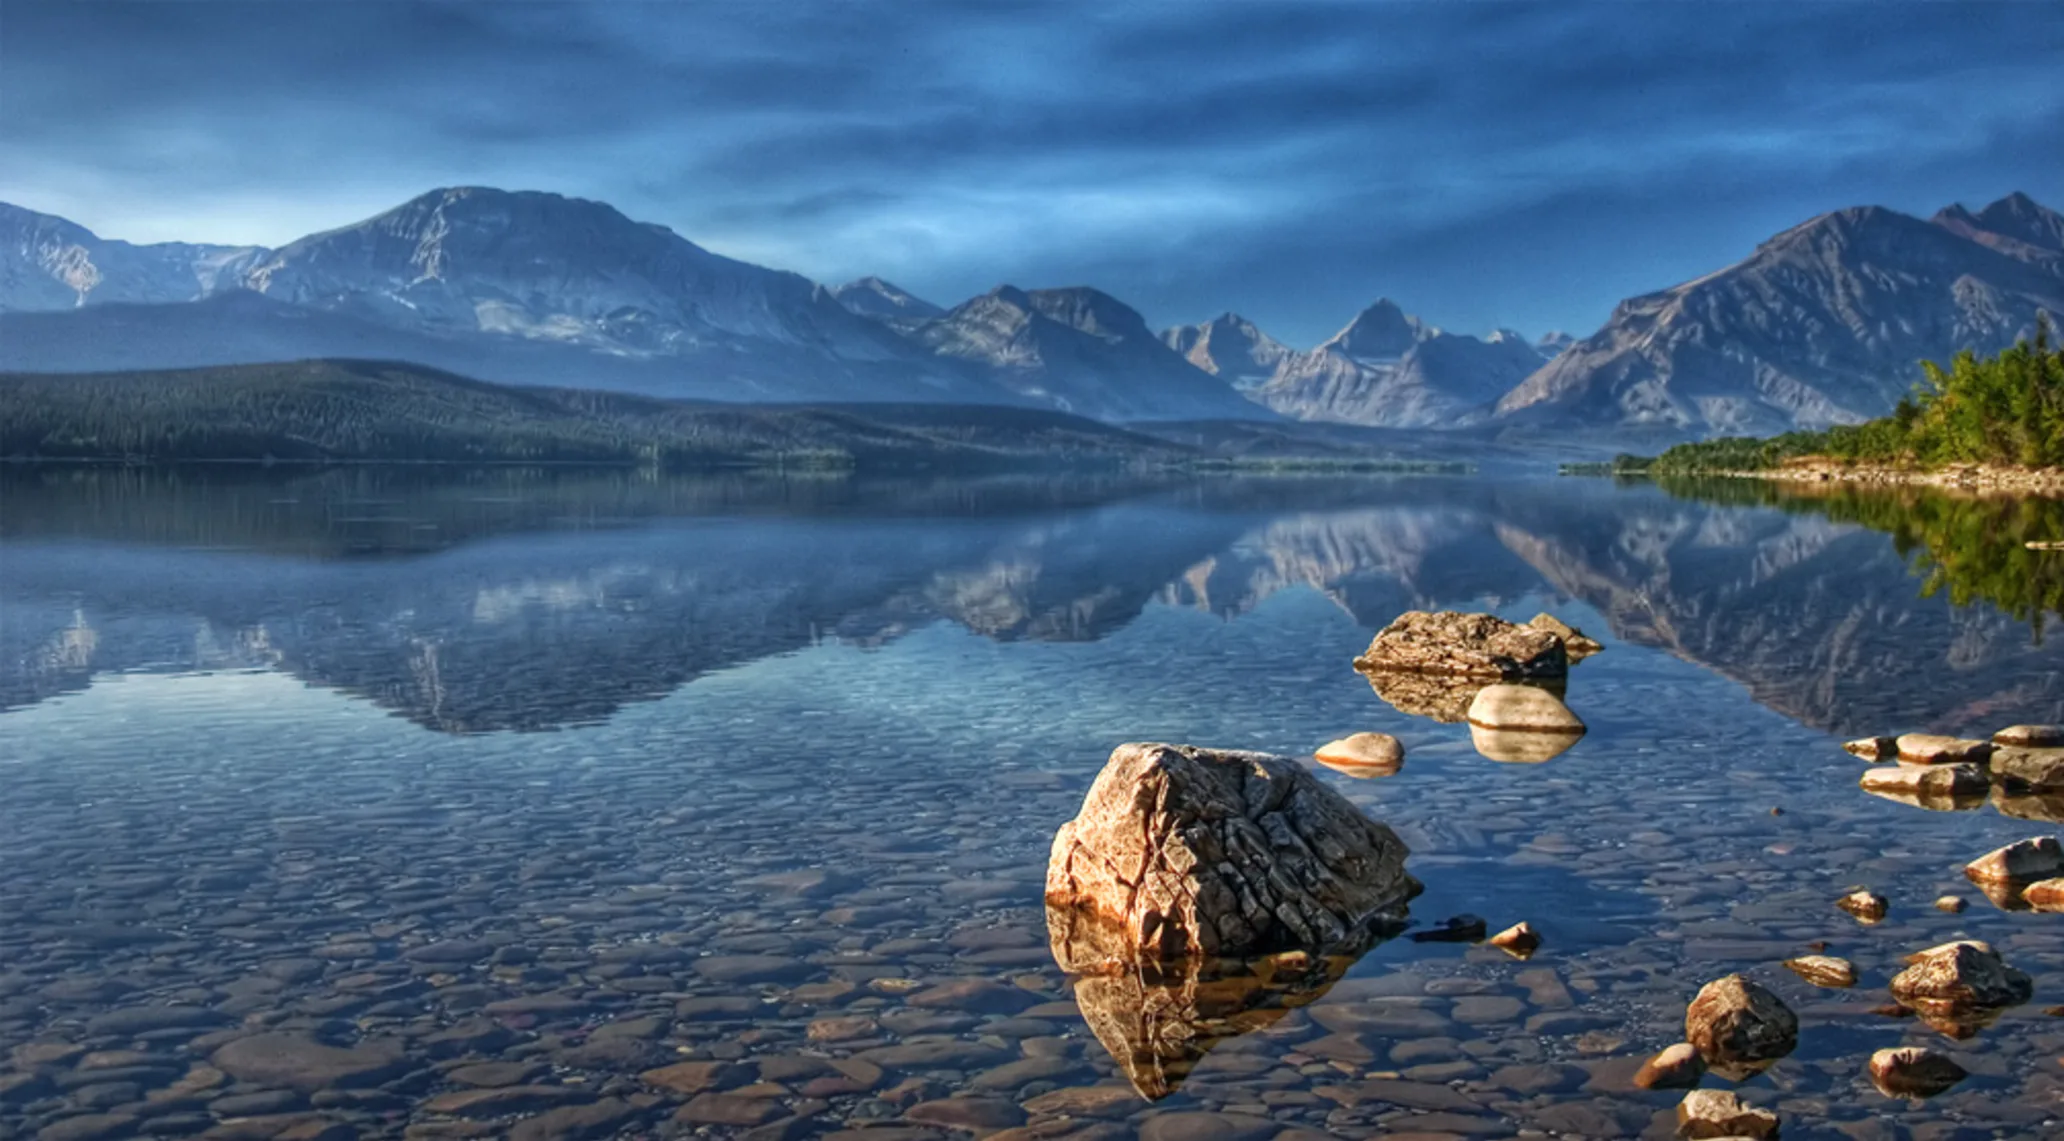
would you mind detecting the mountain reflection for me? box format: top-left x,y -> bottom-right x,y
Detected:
2,467 -> 2059,736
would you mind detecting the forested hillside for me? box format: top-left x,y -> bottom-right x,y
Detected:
0,359 -> 1188,469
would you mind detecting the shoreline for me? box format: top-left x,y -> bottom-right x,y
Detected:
1662,461 -> 2064,497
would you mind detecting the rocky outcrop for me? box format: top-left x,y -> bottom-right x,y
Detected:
1311,733 -> 1403,778
1353,611 -> 1568,679
1888,940 -> 2032,1036
1044,743 -> 1419,962
1045,902 -> 1375,1099
1869,1046 -> 1968,1098
1684,975 -> 1798,1078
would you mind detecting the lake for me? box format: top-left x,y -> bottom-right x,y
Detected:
3,466 -> 2063,1141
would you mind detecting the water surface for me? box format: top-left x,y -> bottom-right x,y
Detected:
4,467 -> 2063,1140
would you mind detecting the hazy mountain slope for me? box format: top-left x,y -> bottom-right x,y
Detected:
832,276 -> 945,322
0,202 -> 266,311
1162,313 -> 1297,392
1253,300 -> 1547,427
1495,194 -> 2064,438
912,286 -> 1272,421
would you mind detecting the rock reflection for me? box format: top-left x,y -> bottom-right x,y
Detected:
1860,786 -> 1988,813
1045,902 -> 1398,1099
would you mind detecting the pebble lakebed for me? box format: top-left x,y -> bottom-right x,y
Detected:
5,476 -> 2064,1141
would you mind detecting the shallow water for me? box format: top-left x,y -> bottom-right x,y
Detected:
3,467 -> 2063,1140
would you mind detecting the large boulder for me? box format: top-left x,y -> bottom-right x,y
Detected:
1683,975 -> 1797,1078
1353,611 -> 1568,679
1045,743 -> 1419,962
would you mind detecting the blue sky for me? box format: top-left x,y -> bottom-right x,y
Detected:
3,1 -> 2059,346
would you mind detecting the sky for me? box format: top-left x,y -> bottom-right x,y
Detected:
3,2 -> 2061,347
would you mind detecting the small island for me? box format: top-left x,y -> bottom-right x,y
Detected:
1613,324 -> 2064,494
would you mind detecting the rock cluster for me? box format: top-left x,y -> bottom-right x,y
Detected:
1045,743 -> 1420,962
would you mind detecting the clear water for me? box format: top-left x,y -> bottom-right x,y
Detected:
4,467 -> 2063,1140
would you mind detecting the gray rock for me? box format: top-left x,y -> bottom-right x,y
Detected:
210,1033 -> 407,1093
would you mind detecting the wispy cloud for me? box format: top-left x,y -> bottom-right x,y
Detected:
3,1 -> 2059,343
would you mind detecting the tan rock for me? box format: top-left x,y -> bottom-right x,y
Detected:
1683,975 -> 1797,1077
1313,733 -> 1403,778
1991,786 -> 2064,823
2025,879 -> 2064,912
1836,889 -> 1888,923
1859,763 -> 1987,799
1045,742 -> 1419,961
1990,746 -> 2064,790
1675,1089 -> 1778,1139
1844,735 -> 1899,761
1868,1046 -> 1968,1098
1934,895 -> 1967,913
1995,723 -> 2064,748
1631,1042 -> 1704,1090
1353,610 -> 1568,678
1528,613 -> 1602,662
1964,836 -> 2064,885
1465,684 -> 1585,733
1468,724 -> 1582,763
1783,955 -> 1857,988
639,1060 -> 748,1096
1889,940 -> 2032,1018
1487,921 -> 1540,959
1894,733 -> 1994,765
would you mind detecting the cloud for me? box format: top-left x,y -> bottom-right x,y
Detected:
3,0 -> 2060,343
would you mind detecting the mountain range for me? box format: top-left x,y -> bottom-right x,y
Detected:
3,188 -> 2059,439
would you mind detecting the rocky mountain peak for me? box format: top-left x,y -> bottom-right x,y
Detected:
831,276 -> 944,321
1161,312 -> 1294,393
1322,298 -> 1431,361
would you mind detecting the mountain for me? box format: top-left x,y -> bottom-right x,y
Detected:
0,189 -> 1014,406
1250,300 -> 1548,427
1161,313 -> 1296,392
910,285 -> 1273,422
1496,193 -> 2064,437
832,276 -> 945,323
0,202 -> 266,311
